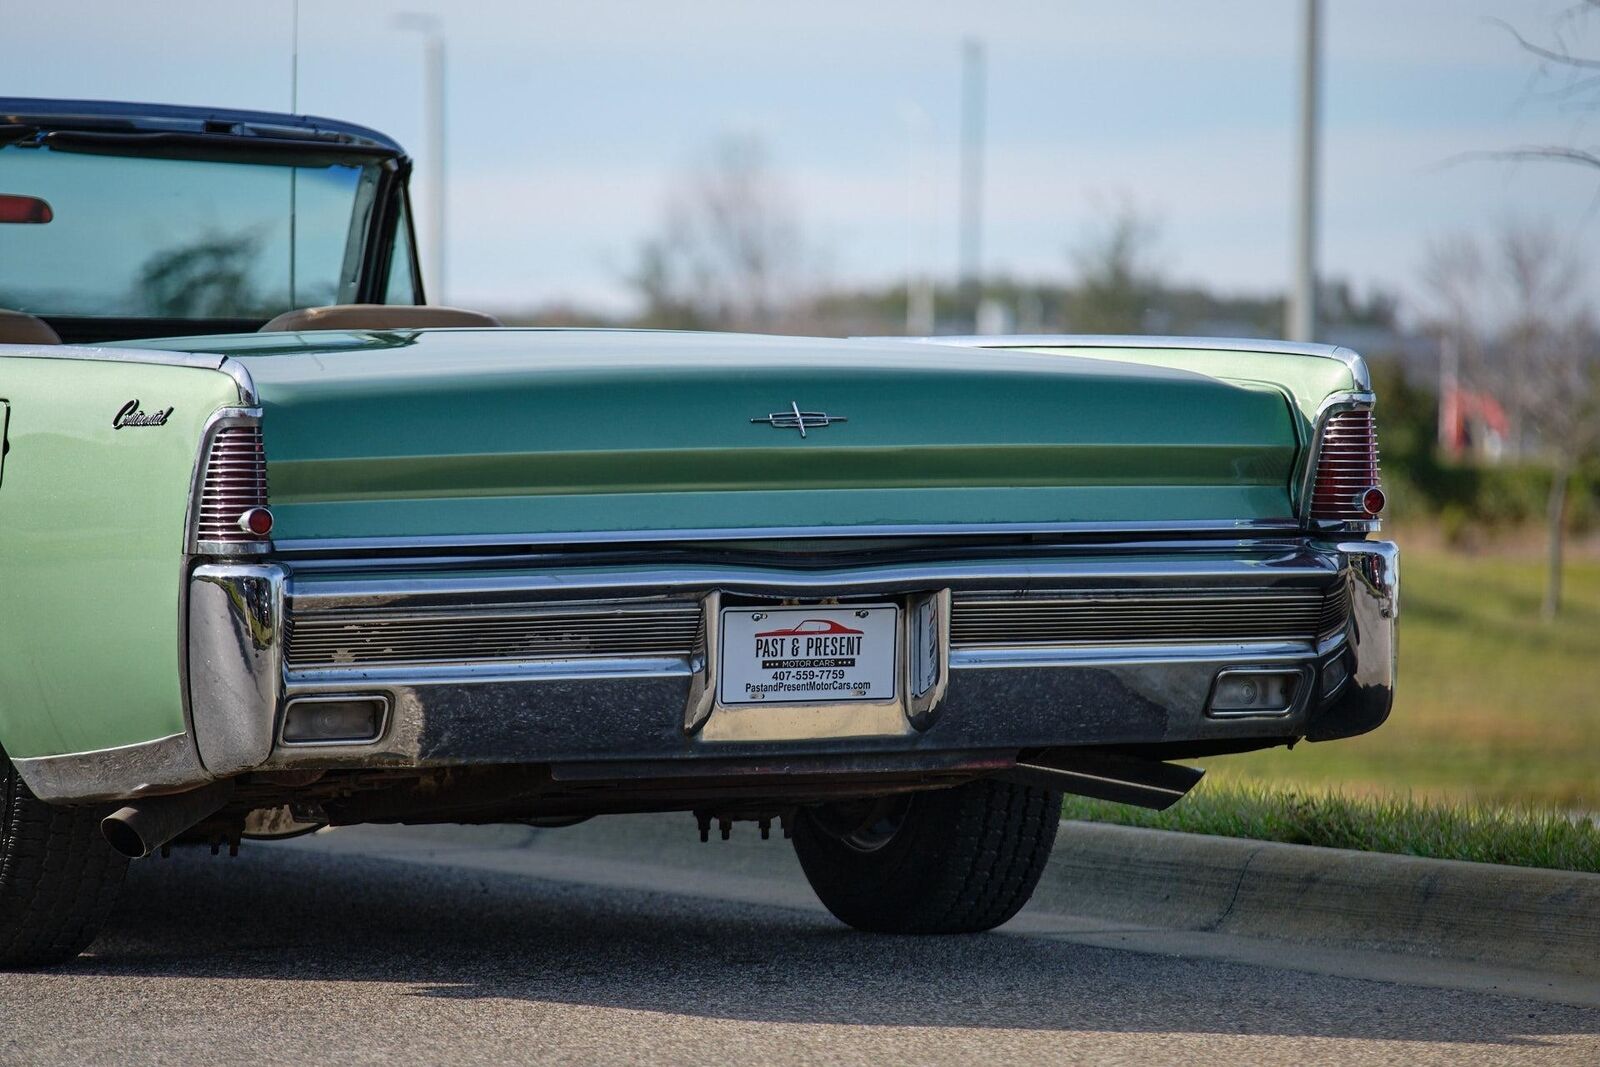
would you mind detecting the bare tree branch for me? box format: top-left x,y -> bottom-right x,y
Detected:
1487,15 -> 1600,70
1446,146 -> 1600,171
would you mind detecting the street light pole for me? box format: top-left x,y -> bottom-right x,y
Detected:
1288,0 -> 1320,342
395,14 -> 446,304
958,38 -> 986,331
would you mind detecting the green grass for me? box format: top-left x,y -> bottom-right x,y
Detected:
1062,781 -> 1600,873
1203,534 -> 1600,809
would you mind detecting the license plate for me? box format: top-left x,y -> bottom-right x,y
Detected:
718,605 -> 899,706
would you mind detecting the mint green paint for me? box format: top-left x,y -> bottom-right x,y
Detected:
114,330 -> 1303,540
0,356 -> 241,758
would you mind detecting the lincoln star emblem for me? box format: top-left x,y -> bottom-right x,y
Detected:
750,402 -> 847,438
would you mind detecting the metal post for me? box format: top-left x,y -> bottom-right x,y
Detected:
1288,0 -> 1320,342
901,102 -> 936,335
395,14 -> 446,304
958,38 -> 985,331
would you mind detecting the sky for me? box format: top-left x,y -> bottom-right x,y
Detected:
7,0 -> 1600,322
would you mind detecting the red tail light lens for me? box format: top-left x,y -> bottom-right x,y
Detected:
195,423 -> 270,546
1310,408 -> 1382,523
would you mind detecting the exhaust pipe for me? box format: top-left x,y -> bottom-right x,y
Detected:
1000,750 -> 1203,811
101,780 -> 234,859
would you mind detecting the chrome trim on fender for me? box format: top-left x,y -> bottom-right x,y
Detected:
217,356 -> 259,406
9,731 -> 211,805
188,562 -> 286,775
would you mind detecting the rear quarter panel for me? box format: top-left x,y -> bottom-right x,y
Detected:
0,352 -> 241,758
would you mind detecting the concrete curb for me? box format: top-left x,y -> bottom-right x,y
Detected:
374,815 -> 1600,979
1037,821 -> 1600,979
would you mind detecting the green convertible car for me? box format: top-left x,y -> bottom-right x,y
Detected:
0,99 -> 1396,964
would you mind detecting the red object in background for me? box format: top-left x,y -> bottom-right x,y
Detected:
1440,386 -> 1510,459
0,194 -> 53,223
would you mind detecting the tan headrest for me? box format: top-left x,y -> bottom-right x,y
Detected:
259,304 -> 503,333
0,309 -> 62,345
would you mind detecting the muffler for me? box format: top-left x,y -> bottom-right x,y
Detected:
999,749 -> 1203,811
101,780 -> 235,859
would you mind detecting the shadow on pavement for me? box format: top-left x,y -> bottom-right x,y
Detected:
50,837 -> 1599,1049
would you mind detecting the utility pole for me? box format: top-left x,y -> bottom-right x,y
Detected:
958,38 -> 986,331
1286,0 -> 1324,342
1287,0 -> 1320,342
900,102 -> 936,335
395,14 -> 447,304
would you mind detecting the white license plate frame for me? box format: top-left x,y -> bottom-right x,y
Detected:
717,604 -> 901,707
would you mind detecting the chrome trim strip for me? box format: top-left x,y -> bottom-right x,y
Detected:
9,732 -> 211,805
218,356 -> 259,406
0,343 -> 228,371
888,334 -> 1371,391
948,640 -> 1317,669
271,519 -> 1306,556
288,655 -> 693,689
288,553 -> 1343,609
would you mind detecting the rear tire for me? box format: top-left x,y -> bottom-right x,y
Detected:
791,777 -> 1060,934
0,750 -> 127,968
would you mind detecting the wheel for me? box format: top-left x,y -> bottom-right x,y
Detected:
0,749 -> 128,968
791,777 -> 1060,934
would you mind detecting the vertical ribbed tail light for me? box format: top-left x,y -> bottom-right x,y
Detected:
1309,407 -> 1384,524
193,419 -> 272,549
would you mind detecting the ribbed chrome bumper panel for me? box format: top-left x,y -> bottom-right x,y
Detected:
285,601 -> 703,669
280,586 -> 1352,671
949,586 -> 1348,649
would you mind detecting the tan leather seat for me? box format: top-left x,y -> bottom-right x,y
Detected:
259,304 -> 502,332
0,309 -> 62,345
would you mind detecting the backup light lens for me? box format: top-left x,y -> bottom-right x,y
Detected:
281,696 -> 387,744
1207,670 -> 1302,717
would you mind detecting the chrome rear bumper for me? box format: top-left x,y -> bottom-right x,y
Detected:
16,539 -> 1398,802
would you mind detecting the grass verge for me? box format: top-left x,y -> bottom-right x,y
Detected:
1206,535 -> 1600,808
1062,782 -> 1600,874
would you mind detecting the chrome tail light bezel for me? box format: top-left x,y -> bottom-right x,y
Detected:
1299,391 -> 1382,533
188,407 -> 272,555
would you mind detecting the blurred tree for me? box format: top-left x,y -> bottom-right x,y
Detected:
627,135 -> 806,332
1423,221 -> 1600,618
1065,201 -> 1163,334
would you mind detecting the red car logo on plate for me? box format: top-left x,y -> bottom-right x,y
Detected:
755,618 -> 864,638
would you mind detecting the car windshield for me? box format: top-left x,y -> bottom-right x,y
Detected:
0,143 -> 377,319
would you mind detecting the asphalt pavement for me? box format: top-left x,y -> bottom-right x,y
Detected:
1,818 -> 1596,1066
